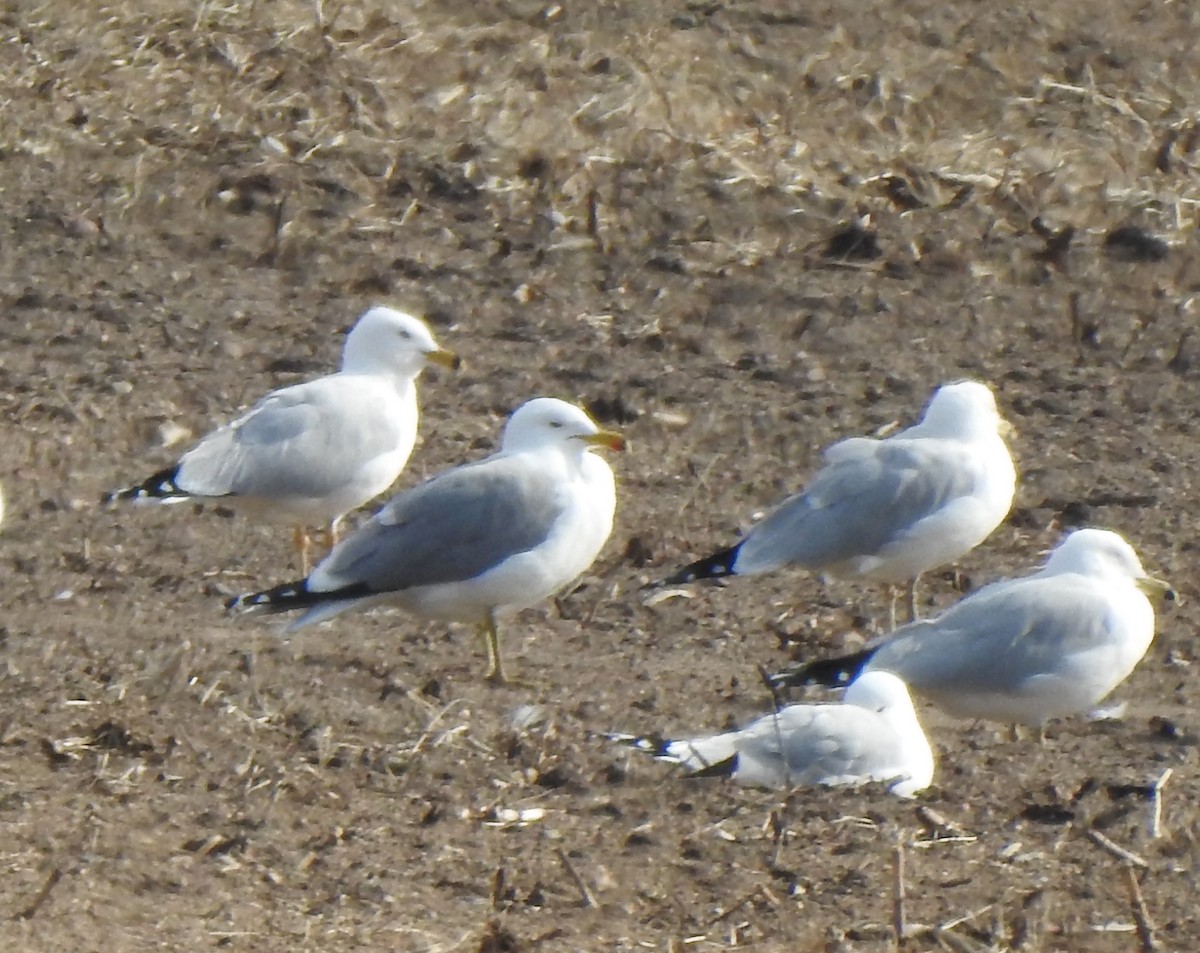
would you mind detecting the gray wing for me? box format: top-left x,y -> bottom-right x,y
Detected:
737,438 -> 982,571
870,575 -> 1113,693
732,705 -> 903,786
176,377 -> 404,500
311,454 -> 566,592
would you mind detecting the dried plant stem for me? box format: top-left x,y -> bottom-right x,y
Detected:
1122,866 -> 1158,953
1151,768 -> 1172,839
1086,829 -> 1149,869
703,885 -> 769,928
555,847 -> 597,908
893,839 -> 908,947
490,865 -> 506,910
13,868 -> 62,921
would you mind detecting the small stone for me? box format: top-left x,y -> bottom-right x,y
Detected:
157,421 -> 192,449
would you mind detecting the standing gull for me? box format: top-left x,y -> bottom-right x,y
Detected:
663,380 -> 1016,624
106,306 -> 459,570
610,671 -> 933,797
226,397 -> 625,684
767,529 -> 1173,727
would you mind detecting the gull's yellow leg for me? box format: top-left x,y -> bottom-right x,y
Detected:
480,610 -> 507,684
305,519 -> 341,564
479,611 -> 538,687
294,526 -> 314,575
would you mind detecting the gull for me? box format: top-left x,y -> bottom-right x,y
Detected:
767,529 -> 1173,727
610,671 -> 933,796
226,397 -> 625,684
106,306 -> 458,571
663,380 -> 1016,624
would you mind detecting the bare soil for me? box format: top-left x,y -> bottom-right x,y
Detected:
2,1 -> 1200,949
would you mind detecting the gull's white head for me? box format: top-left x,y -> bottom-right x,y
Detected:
844,671 -> 933,797
845,670 -> 917,714
1042,528 -> 1170,598
501,398 -> 626,456
917,380 -> 1006,440
342,306 -> 460,378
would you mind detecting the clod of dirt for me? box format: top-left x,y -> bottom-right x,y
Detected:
646,254 -> 686,275
419,801 -> 443,826
516,153 -> 549,180
88,720 -> 155,757
1031,217 -> 1075,270
621,535 -> 653,568
1149,715 -> 1194,743
531,764 -> 572,789
263,356 -> 317,375
1056,500 -> 1092,526
823,223 -> 882,260
1020,803 -> 1076,824
586,394 -> 640,424
1106,782 -> 1154,800
478,918 -> 520,953
880,174 -> 927,211
1104,225 -> 1169,262
423,164 -> 479,202
39,738 -> 73,768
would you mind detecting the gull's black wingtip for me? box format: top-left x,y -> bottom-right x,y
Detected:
606,733 -> 737,779
605,731 -> 672,758
105,465 -> 188,505
766,649 -> 874,692
224,579 -> 375,618
607,733 -> 739,780
660,544 -> 741,586
224,579 -> 314,615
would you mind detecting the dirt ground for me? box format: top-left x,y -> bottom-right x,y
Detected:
2,0 -> 1200,949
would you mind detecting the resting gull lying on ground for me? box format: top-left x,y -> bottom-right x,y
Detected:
610,671 -> 933,797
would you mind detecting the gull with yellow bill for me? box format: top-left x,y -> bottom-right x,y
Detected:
227,398 -> 625,684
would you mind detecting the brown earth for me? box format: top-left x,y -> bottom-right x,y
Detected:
2,0 -> 1200,949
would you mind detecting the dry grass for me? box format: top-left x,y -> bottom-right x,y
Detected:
2,1 -> 1200,950
7,1 -> 1199,248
